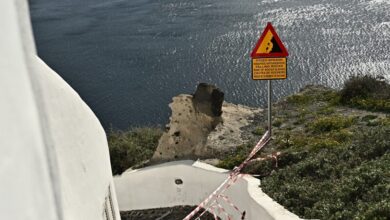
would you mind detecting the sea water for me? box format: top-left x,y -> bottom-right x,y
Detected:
30,0 -> 390,129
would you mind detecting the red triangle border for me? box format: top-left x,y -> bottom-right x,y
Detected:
250,22 -> 289,58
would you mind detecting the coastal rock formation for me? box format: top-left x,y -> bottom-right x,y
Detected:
193,83 -> 224,117
151,83 -> 262,162
151,83 -> 224,161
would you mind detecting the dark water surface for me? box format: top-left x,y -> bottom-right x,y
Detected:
30,0 -> 390,129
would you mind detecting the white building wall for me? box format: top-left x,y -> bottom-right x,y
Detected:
114,161 -> 300,220
31,57 -> 121,220
0,0 -> 60,219
0,0 -> 120,219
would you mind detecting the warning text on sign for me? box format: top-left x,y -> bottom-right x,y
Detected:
252,58 -> 287,80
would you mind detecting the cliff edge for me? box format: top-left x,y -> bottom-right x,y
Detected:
151,83 -> 262,162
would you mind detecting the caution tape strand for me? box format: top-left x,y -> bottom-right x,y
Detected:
183,131 -> 271,220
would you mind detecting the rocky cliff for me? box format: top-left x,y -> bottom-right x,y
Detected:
151,83 -> 262,162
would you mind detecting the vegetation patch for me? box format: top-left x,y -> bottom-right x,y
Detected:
287,94 -> 312,105
339,75 -> 390,113
220,75 -> 390,219
362,114 -> 378,122
308,116 -> 356,133
108,127 -> 162,175
272,118 -> 284,127
261,127 -> 389,219
317,106 -> 336,115
217,143 -> 253,170
329,129 -> 354,143
252,126 -> 265,136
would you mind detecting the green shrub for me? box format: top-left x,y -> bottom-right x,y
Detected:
353,98 -> 390,112
363,115 -> 390,127
272,118 -> 283,127
108,127 -> 163,175
339,75 -> 390,112
309,116 -> 356,133
310,138 -> 340,150
340,75 -> 389,101
367,120 -> 381,127
317,106 -> 336,115
362,115 -> 378,121
252,127 -> 265,136
217,144 -> 253,169
329,129 -> 353,143
287,94 -> 312,105
321,90 -> 341,105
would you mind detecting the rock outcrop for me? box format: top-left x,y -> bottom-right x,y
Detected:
152,84 -> 224,161
192,83 -> 224,117
152,83 -> 262,162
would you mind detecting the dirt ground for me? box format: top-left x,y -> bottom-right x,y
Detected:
120,205 -> 221,220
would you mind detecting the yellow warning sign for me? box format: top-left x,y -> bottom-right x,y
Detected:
252,58 -> 287,80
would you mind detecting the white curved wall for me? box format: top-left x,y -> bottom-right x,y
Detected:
0,0 -> 120,219
31,57 -> 121,220
114,161 -> 300,220
0,0 -> 59,219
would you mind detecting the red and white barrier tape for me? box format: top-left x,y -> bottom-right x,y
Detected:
219,195 -> 241,213
209,206 -> 218,220
183,131 -> 271,220
215,200 -> 229,219
249,151 -> 281,168
196,201 -> 217,219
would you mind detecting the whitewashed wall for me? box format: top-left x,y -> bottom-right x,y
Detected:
114,161 -> 300,220
31,57 -> 121,220
0,0 -> 59,219
0,0 -> 120,219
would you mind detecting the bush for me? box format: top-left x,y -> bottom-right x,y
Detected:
317,106 -> 336,115
308,116 -> 356,133
252,127 -> 265,136
287,94 -> 312,105
339,75 -> 390,112
272,118 -> 283,127
107,127 -> 162,175
217,144 -> 253,169
362,115 -> 378,121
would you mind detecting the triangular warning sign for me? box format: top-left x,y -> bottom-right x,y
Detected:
251,23 -> 289,58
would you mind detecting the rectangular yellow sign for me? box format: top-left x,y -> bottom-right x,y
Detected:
252,58 -> 287,80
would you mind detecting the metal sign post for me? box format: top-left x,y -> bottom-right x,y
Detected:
268,80 -> 272,136
250,22 -> 289,137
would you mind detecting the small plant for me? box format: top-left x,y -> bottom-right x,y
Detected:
329,129 -> 353,143
361,115 -> 378,122
272,118 -> 284,127
318,106 -> 336,115
287,94 -> 312,105
310,138 -> 339,151
367,120 -> 381,127
252,127 -> 265,136
321,90 -> 341,105
309,116 -> 355,133
217,144 -> 253,169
